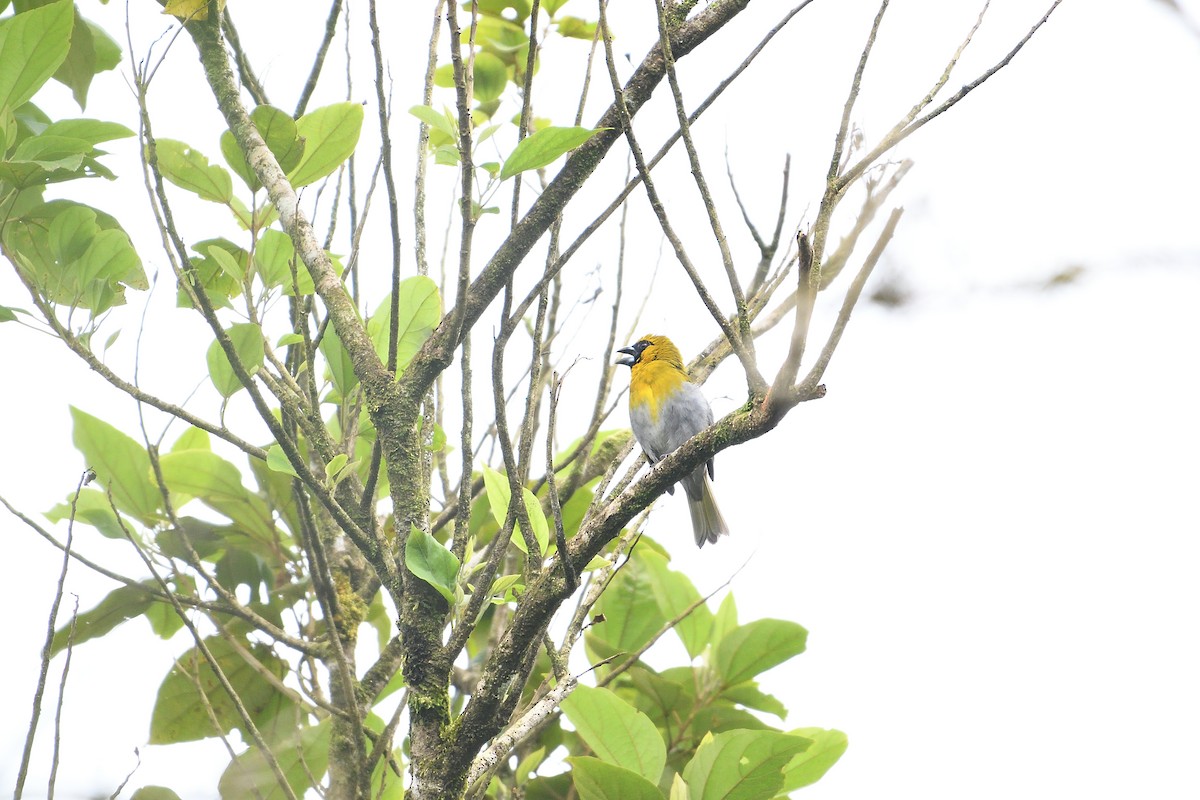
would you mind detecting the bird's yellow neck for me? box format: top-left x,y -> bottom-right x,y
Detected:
629,360 -> 688,421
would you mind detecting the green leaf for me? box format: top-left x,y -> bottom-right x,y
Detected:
366,276 -> 442,372
409,104 -> 458,140
206,322 -> 265,398
779,728 -> 848,792
500,126 -> 603,179
521,485 -> 550,555
221,104 -> 305,192
481,464 -> 536,555
42,118 -> 134,146
404,525 -> 460,603
0,304 -> 24,322
476,0 -> 532,23
254,228 -> 314,295
149,636 -> 290,744
207,244 -> 244,282
52,14 -> 121,109
178,238 -> 244,308
50,580 -> 161,656
556,16 -> 597,39
276,332 -> 305,347
154,139 -> 233,203
218,719 -> 331,800
0,0 -> 74,111
566,757 -> 664,800
171,427 -> 212,453
319,324 -> 357,397
719,683 -> 786,719
45,486 -> 131,539
130,787 -> 184,800
682,730 -> 811,800
265,444 -> 299,478
642,549 -> 713,660
543,0 -> 571,16
713,619 -> 807,687
473,52 -> 508,102
288,101 -> 363,188
70,406 -> 159,522
157,450 -> 277,544
561,685 -> 666,783
585,548 -> 666,662
325,453 -> 349,479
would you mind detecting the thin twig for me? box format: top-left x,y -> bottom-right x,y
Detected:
14,468 -> 92,800
294,0 -> 345,118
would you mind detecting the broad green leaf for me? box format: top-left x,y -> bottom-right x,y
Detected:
0,304 -> 24,322
779,728 -> 848,792
130,788 -> 183,800
220,104 -> 305,192
325,453 -> 349,479
481,464 -> 542,555
566,757 -> 664,800
150,635 -> 289,744
476,0 -> 532,22
682,730 -> 811,800
70,406 -> 159,522
669,773 -> 689,800
404,525 -> 460,603
642,549 -> 713,660
276,332 -> 305,347
254,228 -> 314,295
711,593 -> 738,645
52,14 -> 122,109
218,719 -> 331,800
5,200 -> 146,311
713,619 -> 807,687
207,244 -> 244,282
500,126 -> 603,179
154,139 -> 233,203
408,105 -> 458,140
265,444 -> 299,478
42,118 -> 134,146
366,275 -> 441,372
157,450 -> 276,543
473,52 -> 508,102
521,486 -> 550,555
516,745 -> 546,785
288,102 -> 363,188
467,16 -> 528,53
170,426 -> 211,453
556,16 -> 597,39
319,324 -> 357,397
586,548 -> 666,661
206,322 -> 265,398
542,0 -> 571,16
720,683 -> 786,719
561,685 -> 666,782
0,0 -> 74,111
49,580 -> 161,656
178,238 -> 245,308
45,486 -> 131,540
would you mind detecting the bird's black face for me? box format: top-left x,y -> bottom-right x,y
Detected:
616,339 -> 651,367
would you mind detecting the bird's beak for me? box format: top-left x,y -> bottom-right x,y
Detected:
616,345 -> 637,367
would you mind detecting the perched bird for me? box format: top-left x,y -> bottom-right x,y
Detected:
616,335 -> 729,546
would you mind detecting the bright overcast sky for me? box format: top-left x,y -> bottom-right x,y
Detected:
3,0 -> 1199,798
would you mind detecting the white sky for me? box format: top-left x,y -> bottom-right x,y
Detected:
2,0 -> 1199,798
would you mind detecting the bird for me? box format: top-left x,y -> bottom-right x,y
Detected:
616,334 -> 729,547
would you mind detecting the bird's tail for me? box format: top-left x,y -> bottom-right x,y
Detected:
688,473 -> 729,547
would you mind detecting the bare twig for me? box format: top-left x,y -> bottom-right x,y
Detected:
294,0 -> 345,118
14,468 -> 91,800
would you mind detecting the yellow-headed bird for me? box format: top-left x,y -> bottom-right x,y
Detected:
616,335 -> 729,547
